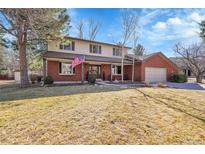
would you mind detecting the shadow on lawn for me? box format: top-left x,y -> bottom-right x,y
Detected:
0,84 -> 125,102
136,89 -> 205,123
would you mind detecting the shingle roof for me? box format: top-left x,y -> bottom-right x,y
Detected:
126,52 -> 162,61
43,51 -> 132,64
170,57 -> 205,69
126,52 -> 179,69
62,36 -> 132,49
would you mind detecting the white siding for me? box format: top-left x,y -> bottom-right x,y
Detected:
47,39 -> 128,58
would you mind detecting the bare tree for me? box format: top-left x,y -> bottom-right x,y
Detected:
173,43 -> 205,83
88,18 -> 101,40
76,18 -> 84,39
131,30 -> 139,82
0,9 -> 70,87
133,44 -> 145,56
120,9 -> 139,82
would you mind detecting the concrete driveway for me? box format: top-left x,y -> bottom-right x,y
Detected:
164,82 -> 205,90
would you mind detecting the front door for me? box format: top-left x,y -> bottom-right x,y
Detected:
89,65 -> 101,78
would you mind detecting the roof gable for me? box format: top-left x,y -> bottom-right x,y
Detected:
142,52 -> 179,70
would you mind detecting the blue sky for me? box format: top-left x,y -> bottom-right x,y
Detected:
68,8 -> 205,57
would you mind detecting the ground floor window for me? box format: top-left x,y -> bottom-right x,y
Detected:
59,62 -> 75,75
112,65 -> 121,75
183,69 -> 191,77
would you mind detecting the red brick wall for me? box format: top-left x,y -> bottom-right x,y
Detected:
141,54 -> 179,81
47,61 -> 113,81
134,63 -> 142,82
0,75 -> 14,80
111,65 -> 132,81
124,65 -> 132,80
123,64 -> 142,82
47,54 -> 178,82
101,64 -> 111,81
112,75 -> 122,81
47,60 -> 89,81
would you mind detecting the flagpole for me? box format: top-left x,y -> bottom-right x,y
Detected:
82,63 -> 84,84
81,56 -> 85,84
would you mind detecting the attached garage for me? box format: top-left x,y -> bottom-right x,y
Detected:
145,67 -> 167,82
134,52 -> 180,82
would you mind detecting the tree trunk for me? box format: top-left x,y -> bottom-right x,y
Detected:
121,46 -> 124,83
196,75 -> 203,83
18,32 -> 29,87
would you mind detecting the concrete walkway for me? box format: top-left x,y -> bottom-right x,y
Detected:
96,80 -> 205,91
163,82 -> 205,90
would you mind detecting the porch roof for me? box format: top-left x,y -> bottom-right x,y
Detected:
43,51 -> 132,64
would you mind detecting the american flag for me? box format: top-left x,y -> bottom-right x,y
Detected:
71,56 -> 85,68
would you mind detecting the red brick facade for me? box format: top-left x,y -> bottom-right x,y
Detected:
140,54 -> 179,81
47,61 -> 88,81
46,54 -> 178,82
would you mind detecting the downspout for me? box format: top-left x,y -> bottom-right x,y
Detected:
132,55 -> 135,83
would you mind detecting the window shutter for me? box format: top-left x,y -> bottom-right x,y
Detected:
113,48 -> 115,56
59,44 -> 63,50
118,66 -> 121,74
59,62 -> 62,74
72,41 -> 75,51
99,46 -> 101,54
90,44 -> 92,53
73,67 -> 76,74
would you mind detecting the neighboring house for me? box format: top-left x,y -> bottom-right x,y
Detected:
170,57 -> 205,78
43,36 -> 179,83
169,57 -> 193,77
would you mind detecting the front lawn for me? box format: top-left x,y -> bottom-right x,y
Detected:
0,84 -> 205,144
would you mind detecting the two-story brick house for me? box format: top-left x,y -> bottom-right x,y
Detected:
43,36 -> 179,83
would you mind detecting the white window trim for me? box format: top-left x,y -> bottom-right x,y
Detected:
59,63 -> 75,75
90,44 -> 101,54
113,48 -> 122,57
112,64 -> 122,75
59,42 -> 75,51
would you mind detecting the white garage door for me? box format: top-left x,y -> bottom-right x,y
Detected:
145,67 -> 167,82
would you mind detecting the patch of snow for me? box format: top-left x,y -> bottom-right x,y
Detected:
165,82 -> 205,90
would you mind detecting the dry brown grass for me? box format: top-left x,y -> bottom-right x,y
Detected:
0,85 -> 205,144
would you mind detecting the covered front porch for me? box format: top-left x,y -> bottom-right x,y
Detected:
43,58 -> 133,82
43,51 -> 134,83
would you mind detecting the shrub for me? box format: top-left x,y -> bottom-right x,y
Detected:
144,82 -> 151,87
44,76 -> 54,84
171,74 -> 187,83
29,74 -> 37,84
157,82 -> 167,88
88,73 -> 96,84
37,75 -> 43,83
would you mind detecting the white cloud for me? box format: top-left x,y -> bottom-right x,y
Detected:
167,17 -> 182,25
188,12 -> 205,22
140,9 -> 172,26
143,11 -> 204,45
152,22 -> 167,30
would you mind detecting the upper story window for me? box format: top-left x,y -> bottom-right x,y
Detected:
113,47 -> 122,56
59,41 -> 75,51
59,62 -> 75,75
90,44 -> 101,54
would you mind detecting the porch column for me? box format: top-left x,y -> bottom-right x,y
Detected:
81,63 -> 84,84
110,64 -> 112,81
